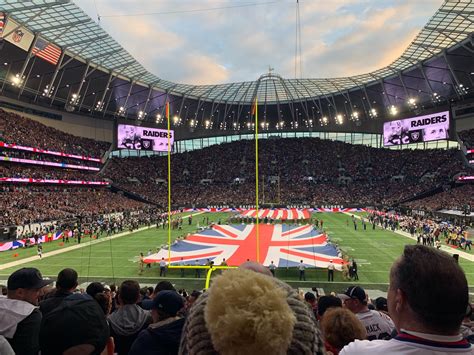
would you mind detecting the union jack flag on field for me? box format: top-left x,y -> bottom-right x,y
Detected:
145,224 -> 344,269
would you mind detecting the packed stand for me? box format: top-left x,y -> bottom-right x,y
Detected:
0,185 -> 150,226
0,149 -> 102,168
0,245 -> 472,354
104,137 -> 468,206
459,128 -> 474,148
0,108 -> 110,157
0,163 -> 101,180
404,184 -> 474,212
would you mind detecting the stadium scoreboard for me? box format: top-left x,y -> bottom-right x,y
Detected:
383,111 -> 450,147
116,123 -> 174,152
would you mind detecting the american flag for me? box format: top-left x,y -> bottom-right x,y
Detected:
240,208 -> 310,220
32,37 -> 61,65
0,12 -> 4,37
145,224 -> 344,269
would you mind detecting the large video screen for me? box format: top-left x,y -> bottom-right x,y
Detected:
117,124 -> 174,152
383,111 -> 450,147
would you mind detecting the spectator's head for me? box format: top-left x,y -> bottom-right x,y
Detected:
94,292 -> 112,315
186,290 -> 202,309
317,295 -> 343,320
118,280 -> 140,305
239,261 -> 272,276
338,286 -> 367,314
180,268 -> 323,354
151,290 -> 184,322
40,294 -> 109,355
1,285 -> 7,296
153,280 -> 176,295
304,291 -> 317,306
146,286 -> 154,296
375,297 -> 388,312
56,268 -> 78,291
7,267 -> 52,305
86,282 -> 105,298
320,307 -> 367,352
388,245 -> 468,335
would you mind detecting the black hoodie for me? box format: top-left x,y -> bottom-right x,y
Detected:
128,316 -> 185,355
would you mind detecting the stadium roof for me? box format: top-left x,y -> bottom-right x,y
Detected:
2,0 -> 474,104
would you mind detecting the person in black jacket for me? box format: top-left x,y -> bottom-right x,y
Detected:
39,268 -> 78,316
129,290 -> 184,355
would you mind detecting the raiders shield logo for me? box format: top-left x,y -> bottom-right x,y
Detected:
410,131 -> 420,141
13,30 -> 24,43
140,139 -> 153,150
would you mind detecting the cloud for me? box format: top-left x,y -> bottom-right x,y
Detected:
73,0 -> 443,85
175,53 -> 229,85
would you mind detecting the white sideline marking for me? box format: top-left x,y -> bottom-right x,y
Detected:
0,212 -> 205,271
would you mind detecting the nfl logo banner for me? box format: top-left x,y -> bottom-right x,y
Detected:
3,17 -> 34,51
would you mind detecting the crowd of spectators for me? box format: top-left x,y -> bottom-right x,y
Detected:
0,246 -> 472,354
0,149 -> 102,168
0,163 -> 102,181
0,109 -> 110,157
104,138 -> 469,206
459,128 -> 474,148
0,110 -> 472,227
404,184 -> 474,212
0,185 -> 149,226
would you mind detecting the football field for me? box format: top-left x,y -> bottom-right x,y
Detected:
1,212 -> 473,294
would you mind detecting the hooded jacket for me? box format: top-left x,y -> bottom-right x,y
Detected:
0,298 -> 41,355
128,316 -> 185,355
108,304 -> 152,355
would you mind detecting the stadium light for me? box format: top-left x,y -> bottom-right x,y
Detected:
11,74 -> 23,86
42,85 -> 54,98
351,111 -> 359,120
389,105 -> 398,115
138,111 -> 145,119
336,114 -> 343,125
407,97 -> 416,105
173,115 -> 180,124
432,92 -> 442,103
321,116 -> 328,126
70,93 -> 80,105
456,84 -> 468,95
370,108 -> 377,118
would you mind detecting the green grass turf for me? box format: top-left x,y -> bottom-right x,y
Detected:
1,212 -> 473,292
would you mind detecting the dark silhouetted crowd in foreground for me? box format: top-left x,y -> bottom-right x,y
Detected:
0,245 -> 472,354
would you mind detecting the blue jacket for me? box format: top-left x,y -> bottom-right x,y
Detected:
128,317 -> 185,355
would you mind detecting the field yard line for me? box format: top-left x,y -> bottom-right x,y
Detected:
343,212 -> 474,262
0,212 -> 205,271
